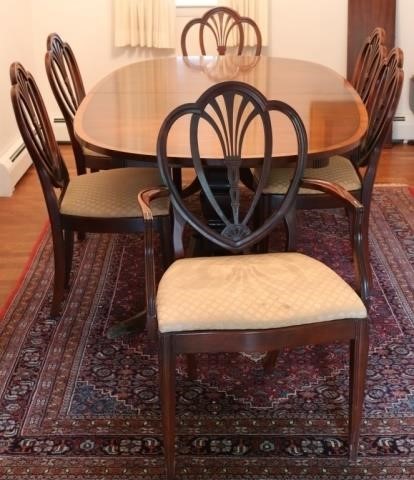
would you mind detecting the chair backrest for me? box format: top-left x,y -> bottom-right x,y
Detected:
156,81 -> 307,256
351,27 -> 387,103
45,33 -> 87,175
10,62 -> 69,222
181,7 -> 262,57
358,47 -> 403,213
360,47 -> 404,166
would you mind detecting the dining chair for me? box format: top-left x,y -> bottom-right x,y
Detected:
10,62 -> 171,319
138,81 -> 370,479
180,8 -> 261,194
351,27 -> 387,104
45,33 -> 153,175
181,6 -> 262,57
260,47 -> 404,293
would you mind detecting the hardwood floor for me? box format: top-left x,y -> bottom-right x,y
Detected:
0,144 -> 413,310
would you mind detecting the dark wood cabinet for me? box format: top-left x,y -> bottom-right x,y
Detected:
347,0 -> 396,80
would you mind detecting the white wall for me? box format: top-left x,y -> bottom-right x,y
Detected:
0,0 -> 34,156
395,0 -> 414,139
269,0 -> 348,76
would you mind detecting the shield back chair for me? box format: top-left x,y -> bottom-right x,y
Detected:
351,27 -> 387,104
10,62 -> 171,319
138,81 -> 370,479
45,33 -> 153,175
181,6 -> 262,57
180,8 -> 261,195
260,47 -> 404,293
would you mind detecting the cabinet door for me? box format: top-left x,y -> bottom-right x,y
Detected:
347,0 -> 396,80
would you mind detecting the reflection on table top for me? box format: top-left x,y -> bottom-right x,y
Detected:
74,56 -> 368,166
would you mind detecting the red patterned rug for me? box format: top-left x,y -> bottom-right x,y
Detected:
0,186 -> 413,479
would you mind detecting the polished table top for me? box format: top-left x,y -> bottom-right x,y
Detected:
74,56 -> 368,166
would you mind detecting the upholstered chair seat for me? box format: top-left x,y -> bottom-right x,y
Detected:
82,146 -> 109,159
61,167 -> 168,218
261,155 -> 362,195
156,252 -> 367,333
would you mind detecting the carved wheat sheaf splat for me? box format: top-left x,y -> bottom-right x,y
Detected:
157,81 -> 308,253
181,7 -> 262,57
201,10 -> 243,55
197,92 -> 260,241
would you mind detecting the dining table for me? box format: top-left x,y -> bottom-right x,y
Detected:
73,54 -> 368,338
74,55 -> 368,167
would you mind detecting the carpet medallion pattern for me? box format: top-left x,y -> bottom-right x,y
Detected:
0,186 -> 413,479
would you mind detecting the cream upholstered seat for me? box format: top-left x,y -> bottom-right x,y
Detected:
156,252 -> 367,333
61,167 -> 168,218
82,146 -> 109,158
262,155 -> 362,195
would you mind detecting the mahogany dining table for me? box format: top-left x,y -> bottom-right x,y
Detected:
74,55 -> 368,167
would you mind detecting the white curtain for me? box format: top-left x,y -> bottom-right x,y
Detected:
219,0 -> 269,46
114,0 -> 176,48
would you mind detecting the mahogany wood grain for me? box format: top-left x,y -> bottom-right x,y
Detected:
74,56 -> 368,166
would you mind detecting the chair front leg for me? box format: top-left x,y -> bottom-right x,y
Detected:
348,318 -> 369,461
159,333 -> 177,479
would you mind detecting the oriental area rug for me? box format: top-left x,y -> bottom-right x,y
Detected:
0,186 -> 413,480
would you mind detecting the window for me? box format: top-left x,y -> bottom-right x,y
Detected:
176,0 -> 217,6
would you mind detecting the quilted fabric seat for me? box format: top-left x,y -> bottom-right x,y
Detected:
82,146 -> 109,159
262,155 -> 362,195
156,252 -> 367,333
61,167 -> 167,218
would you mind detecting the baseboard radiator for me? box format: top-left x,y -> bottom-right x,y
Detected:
0,141 -> 32,197
0,119 -> 69,197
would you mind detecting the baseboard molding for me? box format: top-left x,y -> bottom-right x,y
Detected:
53,117 -> 70,142
0,140 -> 32,197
